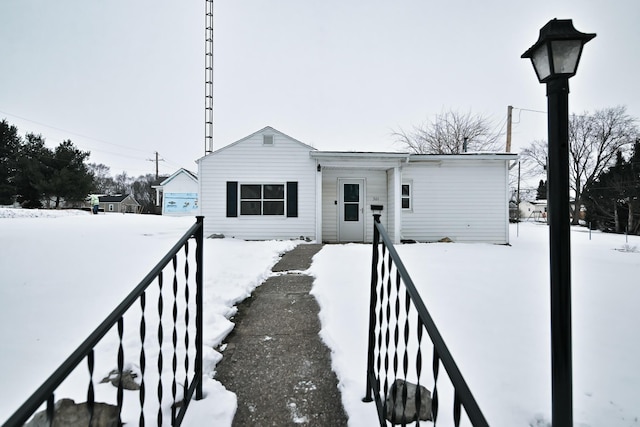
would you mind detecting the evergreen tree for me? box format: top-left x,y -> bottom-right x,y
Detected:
48,140 -> 93,207
583,144 -> 640,234
536,180 -> 547,200
0,119 -> 22,204
14,133 -> 53,208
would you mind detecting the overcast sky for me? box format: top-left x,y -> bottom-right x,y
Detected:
1,1 -> 638,178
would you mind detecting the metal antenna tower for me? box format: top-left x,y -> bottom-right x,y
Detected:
204,0 -> 214,154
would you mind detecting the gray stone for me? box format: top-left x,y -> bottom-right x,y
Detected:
100,369 -> 140,390
385,379 -> 433,424
26,398 -> 121,427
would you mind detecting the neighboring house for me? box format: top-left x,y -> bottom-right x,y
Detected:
519,200 -> 547,221
198,126 -> 518,244
99,195 -> 141,213
153,168 -> 199,216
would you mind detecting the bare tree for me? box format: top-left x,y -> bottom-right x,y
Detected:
518,139 -> 549,198
114,171 -> 133,195
520,106 -> 638,224
520,139 -> 548,171
393,108 -> 504,154
88,163 -> 116,194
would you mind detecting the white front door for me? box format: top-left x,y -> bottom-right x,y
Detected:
338,178 -> 365,242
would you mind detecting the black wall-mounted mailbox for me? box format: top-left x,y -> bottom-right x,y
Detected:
371,205 -> 384,211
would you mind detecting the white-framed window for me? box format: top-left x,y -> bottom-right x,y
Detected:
108,204 -> 114,212
240,184 -> 285,215
401,183 -> 411,210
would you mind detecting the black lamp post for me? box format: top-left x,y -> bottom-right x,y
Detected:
522,19 -> 595,426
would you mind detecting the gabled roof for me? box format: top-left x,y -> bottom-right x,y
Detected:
99,194 -> 139,205
198,126 -> 316,161
159,168 -> 198,186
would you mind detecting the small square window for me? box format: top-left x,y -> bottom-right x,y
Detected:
263,135 -> 274,146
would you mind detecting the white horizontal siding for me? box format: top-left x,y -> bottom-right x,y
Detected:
164,173 -> 197,193
198,132 -> 317,240
386,169 -> 397,243
401,160 -> 509,243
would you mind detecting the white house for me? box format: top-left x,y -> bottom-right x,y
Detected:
519,200 -> 548,221
153,168 -> 199,216
198,126 -> 517,244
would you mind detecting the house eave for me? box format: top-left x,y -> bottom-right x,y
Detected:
311,151 -> 410,169
408,153 -> 519,162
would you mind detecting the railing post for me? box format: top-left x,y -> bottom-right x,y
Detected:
364,214 -> 381,403
195,216 -> 204,400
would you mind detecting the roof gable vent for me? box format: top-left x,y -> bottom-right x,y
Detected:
263,135 -> 274,146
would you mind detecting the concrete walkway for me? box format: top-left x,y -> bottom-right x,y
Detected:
214,244 -> 349,426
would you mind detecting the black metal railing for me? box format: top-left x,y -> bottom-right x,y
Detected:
3,216 -> 204,427
364,215 -> 488,426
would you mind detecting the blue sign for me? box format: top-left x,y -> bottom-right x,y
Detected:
164,193 -> 198,214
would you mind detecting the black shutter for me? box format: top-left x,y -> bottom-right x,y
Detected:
226,181 -> 238,217
286,181 -> 298,217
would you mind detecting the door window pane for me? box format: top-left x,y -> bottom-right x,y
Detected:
344,204 -> 359,221
344,184 -> 359,202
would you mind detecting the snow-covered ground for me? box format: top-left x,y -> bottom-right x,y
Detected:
1,208 -> 639,426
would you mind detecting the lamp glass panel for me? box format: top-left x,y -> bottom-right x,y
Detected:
531,44 -> 551,81
551,40 -> 582,74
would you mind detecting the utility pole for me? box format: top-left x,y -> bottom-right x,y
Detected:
506,105 -> 513,152
146,151 -> 165,180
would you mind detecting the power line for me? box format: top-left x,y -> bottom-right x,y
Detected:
2,109 -> 193,174
511,106 -> 593,124
0,109 -> 151,154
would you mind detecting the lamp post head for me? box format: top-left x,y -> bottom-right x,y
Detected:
522,19 -> 596,83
